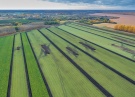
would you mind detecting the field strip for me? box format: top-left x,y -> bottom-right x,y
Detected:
0,38 -> 6,50
26,32 -> 53,97
27,31 -> 68,97
38,29 -> 113,97
69,23 -> 135,46
74,22 -> 135,39
72,23 -> 135,42
27,30 -> 105,97
26,31 -> 67,97
65,25 -> 135,48
40,28 -> 135,97
57,27 -> 135,62
21,33 -> 50,97
47,28 -> 135,85
20,33 -> 32,97
64,24 -> 135,57
0,35 -> 14,97
10,34 -> 29,97
7,35 -> 15,97
52,27 -> 135,81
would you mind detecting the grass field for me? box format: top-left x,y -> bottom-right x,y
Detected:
0,23 -> 135,97
40,28 -> 135,97
10,34 -> 29,97
48,27 -> 135,81
69,23 -> 135,46
58,25 -> 135,60
21,33 -> 49,97
27,30 -> 104,97
72,22 -> 135,41
0,35 -> 13,97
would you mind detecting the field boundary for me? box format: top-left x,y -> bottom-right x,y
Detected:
20,33 -> 32,97
47,28 -> 135,85
38,29 -> 113,97
7,35 -> 15,97
26,32 -> 53,97
57,27 -> 135,63
66,25 -> 135,48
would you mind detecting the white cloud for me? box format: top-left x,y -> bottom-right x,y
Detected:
0,0 -> 124,10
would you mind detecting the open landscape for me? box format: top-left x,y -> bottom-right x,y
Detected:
0,18 -> 135,96
0,0 -> 135,96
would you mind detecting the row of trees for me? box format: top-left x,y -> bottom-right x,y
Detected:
44,19 -> 60,25
114,24 -> 135,33
79,18 -> 116,25
44,21 -> 60,25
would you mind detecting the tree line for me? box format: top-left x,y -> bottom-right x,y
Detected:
114,24 -> 135,34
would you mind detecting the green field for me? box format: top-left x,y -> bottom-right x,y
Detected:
71,23 -> 135,42
0,35 -> 13,97
48,27 -> 135,81
10,34 -> 29,97
0,23 -> 135,97
21,33 -> 49,97
27,30 -> 104,97
58,25 -> 135,59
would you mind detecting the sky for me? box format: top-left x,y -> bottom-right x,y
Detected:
0,0 -> 135,10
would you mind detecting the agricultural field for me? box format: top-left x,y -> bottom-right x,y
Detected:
59,23 -> 135,60
0,23 -> 135,97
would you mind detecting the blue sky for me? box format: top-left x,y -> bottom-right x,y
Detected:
0,0 -> 134,10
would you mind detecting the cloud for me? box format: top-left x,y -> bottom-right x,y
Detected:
0,0 -> 134,9
45,0 -> 135,7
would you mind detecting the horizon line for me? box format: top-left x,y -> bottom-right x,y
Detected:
0,9 -> 135,11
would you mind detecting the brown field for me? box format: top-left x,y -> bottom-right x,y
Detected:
91,13 -> 135,28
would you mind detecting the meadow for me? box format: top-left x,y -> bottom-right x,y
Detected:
0,23 -> 135,97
